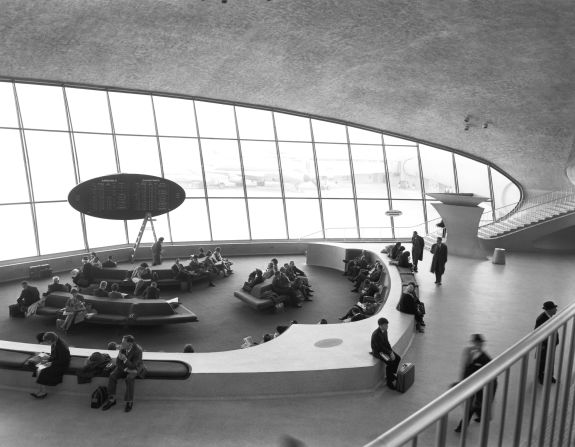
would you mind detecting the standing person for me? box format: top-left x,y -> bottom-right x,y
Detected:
411,231 -> 425,273
101,335 -> 146,413
30,332 -> 71,399
430,237 -> 448,285
454,334 -> 497,433
371,317 -> 401,390
535,301 -> 559,384
151,237 -> 164,266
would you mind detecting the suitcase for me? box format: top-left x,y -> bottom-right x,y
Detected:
396,362 -> 415,393
9,304 -> 25,318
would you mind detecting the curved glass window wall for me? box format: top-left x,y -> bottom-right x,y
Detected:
0,80 -> 521,262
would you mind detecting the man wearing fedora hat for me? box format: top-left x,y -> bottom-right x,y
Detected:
535,301 -> 559,385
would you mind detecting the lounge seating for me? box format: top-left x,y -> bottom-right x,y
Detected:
234,280 -> 287,311
34,292 -> 198,326
0,348 -> 191,380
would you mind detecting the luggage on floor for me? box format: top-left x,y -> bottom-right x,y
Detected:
396,362 -> 415,393
9,304 -> 25,318
91,386 -> 109,409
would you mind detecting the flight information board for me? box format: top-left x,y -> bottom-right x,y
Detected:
68,173 -> 186,220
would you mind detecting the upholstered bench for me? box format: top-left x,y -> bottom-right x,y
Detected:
233,280 -> 287,311
0,349 -> 191,380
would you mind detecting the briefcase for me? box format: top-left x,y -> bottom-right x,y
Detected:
9,304 -> 25,318
396,362 -> 415,393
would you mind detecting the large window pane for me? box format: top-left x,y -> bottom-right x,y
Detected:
285,199 -> 321,239
0,129 -> 30,203
169,199 -> 211,242
419,144 -> 456,194
455,154 -> 491,198
126,214 -> 170,244
357,199 -> 393,238
384,135 -> 416,146
195,102 -> 237,139
0,204 -> 37,260
248,199 -> 287,239
85,216 -> 127,248
0,82 -> 18,127
26,131 -> 76,201
279,142 -> 318,198
202,139 -> 244,197
117,135 -> 161,176
160,138 -> 205,197
386,146 -> 422,199
66,88 -> 112,133
236,107 -> 275,140
315,143 -> 353,198
274,112 -> 311,142
241,141 -> 282,197
153,96 -> 197,137
109,92 -> 155,135
75,133 -> 117,181
311,119 -> 347,143
322,199 -> 357,238
351,144 -> 388,198
391,200 -> 425,238
348,127 -> 381,145
491,168 -> 521,218
16,83 -> 68,130
208,199 -> 249,240
36,202 -> 84,254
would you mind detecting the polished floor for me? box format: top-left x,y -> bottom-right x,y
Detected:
1,247 -> 574,447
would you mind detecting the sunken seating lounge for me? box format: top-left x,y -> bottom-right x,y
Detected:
35,292 -> 198,326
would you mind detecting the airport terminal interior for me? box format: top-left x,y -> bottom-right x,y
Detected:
1,1 -> 575,446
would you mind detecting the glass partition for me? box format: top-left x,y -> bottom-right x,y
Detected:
0,80 -> 521,261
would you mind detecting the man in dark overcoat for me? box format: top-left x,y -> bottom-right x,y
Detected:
411,231 -> 425,272
430,237 -> 448,285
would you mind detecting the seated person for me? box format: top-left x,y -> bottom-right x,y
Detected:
17,281 -> 40,313
240,336 -> 258,349
71,268 -> 90,288
183,344 -> 195,353
358,280 -> 380,303
187,255 -> 216,287
392,246 -> 405,261
211,247 -> 233,276
397,250 -> 413,270
196,247 -> 206,258
102,256 -> 117,268
44,276 -> 70,296
283,265 -> 313,300
343,250 -> 368,277
339,301 -> 377,322
261,333 -> 273,343
286,262 -> 312,287
271,270 -> 301,308
131,263 -> 153,296
172,258 -> 194,282
351,262 -> 383,291
389,242 -> 402,259
56,288 -> 86,332
289,260 -> 307,278
142,282 -> 160,300
80,257 -> 94,284
262,262 -> 277,280
397,282 -> 425,333
90,255 -> 103,269
93,281 -> 109,297
243,268 -> 264,291
108,283 -> 123,299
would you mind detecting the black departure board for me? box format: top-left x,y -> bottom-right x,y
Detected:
68,174 -> 186,220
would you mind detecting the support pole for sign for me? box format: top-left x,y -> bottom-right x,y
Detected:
129,213 -> 157,263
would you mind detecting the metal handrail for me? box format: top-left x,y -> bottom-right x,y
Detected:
364,302 -> 575,447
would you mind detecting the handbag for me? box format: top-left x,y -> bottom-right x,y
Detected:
417,302 -> 426,315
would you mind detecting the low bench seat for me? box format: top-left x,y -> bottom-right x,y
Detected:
33,292 -> 198,326
234,279 -> 287,311
0,349 -> 191,380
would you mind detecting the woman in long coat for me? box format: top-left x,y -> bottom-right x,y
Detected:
31,332 -> 71,398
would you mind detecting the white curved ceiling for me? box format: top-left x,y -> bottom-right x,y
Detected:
1,0 -> 575,194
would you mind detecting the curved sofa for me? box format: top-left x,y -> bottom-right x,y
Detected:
0,242 -> 415,399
